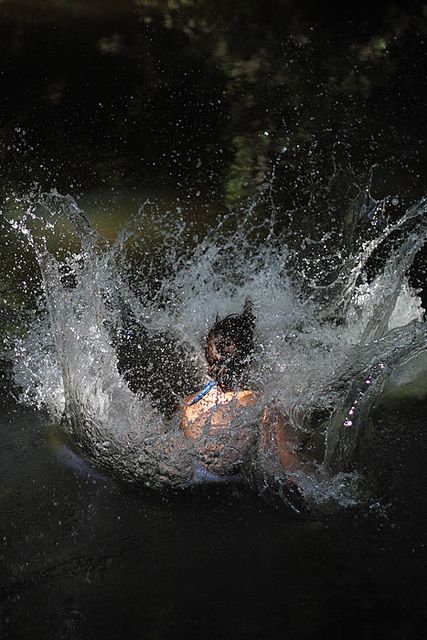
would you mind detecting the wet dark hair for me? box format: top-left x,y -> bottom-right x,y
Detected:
205,300 -> 255,392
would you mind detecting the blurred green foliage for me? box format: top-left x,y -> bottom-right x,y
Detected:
0,0 -> 425,208
134,0 -> 426,205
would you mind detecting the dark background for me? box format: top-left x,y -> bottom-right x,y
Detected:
1,0 -> 425,208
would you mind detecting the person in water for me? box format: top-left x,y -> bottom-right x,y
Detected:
181,301 -> 301,478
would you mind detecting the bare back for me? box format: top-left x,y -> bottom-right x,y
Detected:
182,386 -> 257,439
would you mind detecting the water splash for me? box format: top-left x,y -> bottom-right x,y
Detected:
2,185 -> 426,509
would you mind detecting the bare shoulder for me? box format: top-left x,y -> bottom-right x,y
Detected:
236,389 -> 258,406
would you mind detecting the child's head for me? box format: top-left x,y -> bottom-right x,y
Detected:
205,300 -> 255,391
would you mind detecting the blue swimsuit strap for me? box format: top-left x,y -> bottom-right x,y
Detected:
188,379 -> 216,406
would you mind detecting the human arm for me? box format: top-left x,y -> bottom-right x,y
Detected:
261,404 -> 301,473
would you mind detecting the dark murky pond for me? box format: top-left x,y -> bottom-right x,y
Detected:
1,398 -> 427,640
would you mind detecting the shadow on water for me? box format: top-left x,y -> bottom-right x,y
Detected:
1,398 -> 426,640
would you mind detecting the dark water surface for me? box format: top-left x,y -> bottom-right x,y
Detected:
1,399 -> 426,640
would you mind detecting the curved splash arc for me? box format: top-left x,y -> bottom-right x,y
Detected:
322,320 -> 427,473
24,211 -> 259,489
306,197 -> 427,324
295,198 -> 427,473
30,227 -> 195,488
5,189 -> 427,507
320,200 -> 427,472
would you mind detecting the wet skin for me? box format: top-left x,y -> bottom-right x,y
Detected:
182,385 -> 301,477
182,386 -> 257,438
